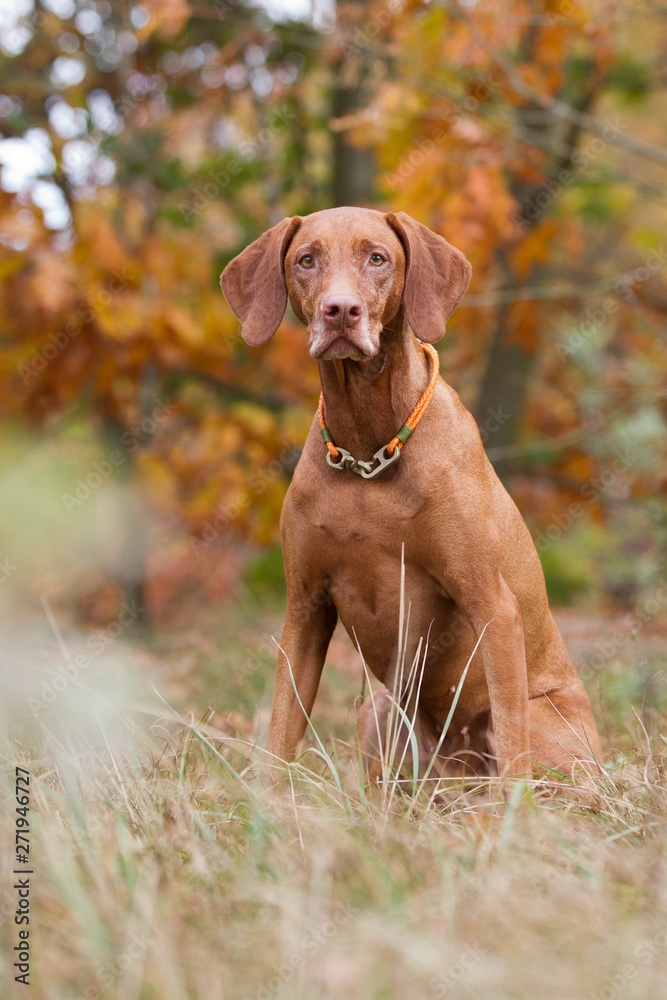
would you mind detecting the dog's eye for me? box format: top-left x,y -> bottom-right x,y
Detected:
299,255 -> 315,269
370,253 -> 385,266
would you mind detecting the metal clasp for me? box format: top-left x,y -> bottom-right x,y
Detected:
326,444 -> 401,479
354,445 -> 402,479
326,447 -> 357,472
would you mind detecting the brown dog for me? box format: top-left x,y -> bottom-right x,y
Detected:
221,207 -> 602,784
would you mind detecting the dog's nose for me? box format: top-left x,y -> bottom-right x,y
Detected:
320,293 -> 362,327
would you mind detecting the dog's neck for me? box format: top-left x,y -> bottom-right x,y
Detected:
316,307 -> 430,462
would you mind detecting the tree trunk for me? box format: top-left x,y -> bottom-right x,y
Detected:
331,0 -> 376,207
332,79 -> 375,206
475,51 -> 598,480
475,273 -> 541,482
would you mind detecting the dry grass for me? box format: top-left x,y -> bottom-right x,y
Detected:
1,601 -> 666,1000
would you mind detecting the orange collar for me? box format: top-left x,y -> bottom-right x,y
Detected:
317,341 -> 439,480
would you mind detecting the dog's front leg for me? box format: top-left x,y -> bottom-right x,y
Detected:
267,593 -> 337,766
458,577 -> 532,779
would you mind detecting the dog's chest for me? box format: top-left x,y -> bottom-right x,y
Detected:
311,500 -> 394,546
305,464 -> 427,537
309,493 -> 418,557
302,483 -> 434,606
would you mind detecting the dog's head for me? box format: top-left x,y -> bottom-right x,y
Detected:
220,207 -> 471,360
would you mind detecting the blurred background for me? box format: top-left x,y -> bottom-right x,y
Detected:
0,0 -> 666,633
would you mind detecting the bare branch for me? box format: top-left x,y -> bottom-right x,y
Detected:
449,1 -> 667,169
462,268 -> 667,308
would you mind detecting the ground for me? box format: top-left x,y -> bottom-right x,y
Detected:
1,600 -> 666,1000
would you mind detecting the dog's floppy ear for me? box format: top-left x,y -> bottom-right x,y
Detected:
220,215 -> 302,346
386,211 -> 471,344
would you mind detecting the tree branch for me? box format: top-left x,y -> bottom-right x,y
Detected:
449,1 -> 667,169
461,268 -> 667,308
